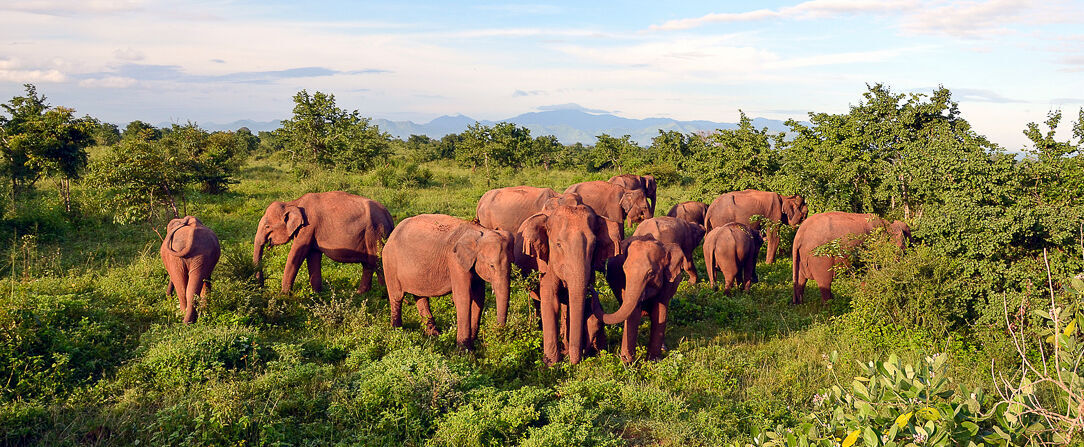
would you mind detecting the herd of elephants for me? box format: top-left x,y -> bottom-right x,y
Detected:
159,174 -> 911,365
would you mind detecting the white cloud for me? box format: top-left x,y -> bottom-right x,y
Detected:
0,0 -> 144,16
0,58 -> 67,82
78,76 -> 138,88
899,0 -> 1029,38
649,0 -> 918,31
113,47 -> 144,61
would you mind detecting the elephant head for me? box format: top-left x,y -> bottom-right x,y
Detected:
455,227 -> 514,325
620,189 -> 653,225
781,195 -> 808,226
887,221 -> 912,250
520,204 -> 623,363
599,238 -> 685,325
253,201 -> 306,283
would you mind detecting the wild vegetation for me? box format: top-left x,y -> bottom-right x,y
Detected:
1,83 -> 1083,445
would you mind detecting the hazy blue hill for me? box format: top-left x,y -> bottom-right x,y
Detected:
155,107 -> 800,145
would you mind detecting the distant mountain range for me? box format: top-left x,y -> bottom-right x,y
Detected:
170,105 -> 799,146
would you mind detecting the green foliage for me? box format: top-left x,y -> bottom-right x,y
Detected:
0,292 -> 135,402
587,133 -> 640,171
118,324 -> 265,390
88,135 -> 191,223
687,111 -> 778,196
277,89 -> 391,171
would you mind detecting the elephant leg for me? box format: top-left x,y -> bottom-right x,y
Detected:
646,298 -> 669,361
281,243 -> 311,293
415,298 -> 440,335
559,301 -> 569,356
306,250 -> 323,292
811,268 -> 834,303
469,278 -> 485,344
586,289 -> 607,354
742,259 -> 756,291
540,276 -> 561,365
765,227 -> 780,264
183,267 -> 202,324
358,263 -> 375,294
620,302 -> 643,363
793,274 -> 808,305
724,273 -> 736,295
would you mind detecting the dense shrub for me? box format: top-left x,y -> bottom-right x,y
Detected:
118,324 -> 265,390
0,292 -> 133,402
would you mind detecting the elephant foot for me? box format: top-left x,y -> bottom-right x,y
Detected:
423,319 -> 441,336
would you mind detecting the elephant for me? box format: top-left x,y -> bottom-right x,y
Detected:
666,201 -> 708,228
704,222 -> 763,294
160,216 -> 221,324
519,202 -> 623,365
476,186 -> 559,234
382,214 -> 513,350
705,190 -> 808,264
792,212 -> 911,304
596,236 -> 686,362
631,216 -> 705,284
609,174 -> 657,215
564,181 -> 652,227
253,191 -> 394,294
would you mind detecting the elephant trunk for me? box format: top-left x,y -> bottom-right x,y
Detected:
603,273 -> 644,325
253,226 -> 268,285
494,271 -> 510,326
567,274 -> 589,365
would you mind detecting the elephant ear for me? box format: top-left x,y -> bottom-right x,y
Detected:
592,216 -> 623,272
284,205 -> 306,237
453,231 -> 481,271
662,243 -> 686,284
688,220 -> 706,247
519,213 -> 550,270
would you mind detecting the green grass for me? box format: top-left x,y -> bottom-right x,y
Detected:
0,155 -> 1003,446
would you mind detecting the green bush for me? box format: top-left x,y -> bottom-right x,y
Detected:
118,324 -> 265,390
0,292 -> 133,402
431,386 -> 551,446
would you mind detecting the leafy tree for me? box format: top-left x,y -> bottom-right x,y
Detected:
158,124 -> 248,194
122,120 -> 161,141
587,134 -> 639,171
686,112 -> 777,197
92,121 -> 121,146
277,90 -> 390,171
90,136 -> 190,224
0,84 -> 95,210
648,130 -> 692,169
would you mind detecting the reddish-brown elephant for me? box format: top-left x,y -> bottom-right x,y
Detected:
564,181 -> 652,227
520,203 -> 623,365
597,236 -> 685,362
382,214 -> 513,350
666,201 -> 708,228
704,222 -> 763,294
253,191 -> 394,294
161,216 -> 221,324
705,190 -> 808,264
631,216 -> 704,284
792,212 -> 911,304
608,174 -> 657,215
476,186 -> 559,233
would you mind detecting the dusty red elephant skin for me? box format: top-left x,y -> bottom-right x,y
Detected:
161,216 -> 221,324
564,180 -> 652,227
608,174 -> 657,215
666,201 -> 708,228
382,214 -> 513,350
519,203 -> 622,365
252,191 -> 394,294
791,212 -> 910,304
600,236 -> 685,363
631,216 -> 704,284
704,222 -> 763,294
705,189 -> 807,264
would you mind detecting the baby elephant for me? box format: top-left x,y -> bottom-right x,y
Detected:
631,216 -> 705,284
382,214 -> 514,350
704,222 -> 763,294
597,236 -> 686,362
161,216 -> 221,324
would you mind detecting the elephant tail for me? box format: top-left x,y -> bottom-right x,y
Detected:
704,230 -> 717,288
165,220 -> 199,258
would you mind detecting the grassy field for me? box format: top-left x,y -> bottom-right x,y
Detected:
0,154 -> 999,446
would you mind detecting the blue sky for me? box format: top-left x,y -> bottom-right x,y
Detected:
1,0 -> 1082,149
